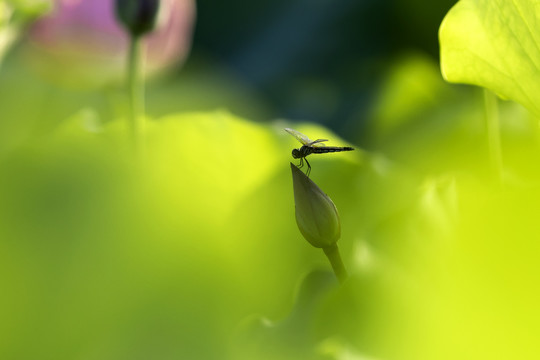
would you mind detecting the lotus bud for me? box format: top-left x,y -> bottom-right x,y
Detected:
291,163 -> 341,248
115,0 -> 160,37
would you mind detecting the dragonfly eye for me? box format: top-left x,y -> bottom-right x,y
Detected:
292,149 -> 301,159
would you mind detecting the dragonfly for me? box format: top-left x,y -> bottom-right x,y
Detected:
285,128 -> 354,176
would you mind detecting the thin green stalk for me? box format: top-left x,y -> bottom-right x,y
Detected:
323,244 -> 348,284
483,89 -> 503,182
127,35 -> 144,154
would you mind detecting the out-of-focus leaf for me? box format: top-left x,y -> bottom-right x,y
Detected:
143,111 -> 285,225
5,0 -> 52,17
439,0 -> 540,115
369,54 -> 456,137
365,53 -> 488,175
415,178 -> 540,360
232,270 -> 338,360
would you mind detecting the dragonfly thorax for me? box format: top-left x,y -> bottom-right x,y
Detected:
292,146 -> 312,159
293,145 -> 313,159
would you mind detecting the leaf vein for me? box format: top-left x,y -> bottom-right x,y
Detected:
508,0 -> 540,73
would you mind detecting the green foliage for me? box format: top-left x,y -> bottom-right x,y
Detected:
440,0 -> 540,115
4,0 -> 51,18
3,2 -> 540,358
0,103 -> 420,359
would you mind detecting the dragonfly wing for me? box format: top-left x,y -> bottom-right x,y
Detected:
285,128 -> 313,146
309,139 -> 328,147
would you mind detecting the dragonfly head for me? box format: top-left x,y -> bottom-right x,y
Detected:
292,148 -> 302,159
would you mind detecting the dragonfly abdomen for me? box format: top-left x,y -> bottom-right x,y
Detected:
310,146 -> 354,154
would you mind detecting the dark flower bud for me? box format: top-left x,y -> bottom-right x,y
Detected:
115,0 -> 160,37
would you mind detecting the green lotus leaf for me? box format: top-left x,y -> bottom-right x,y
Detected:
440,0 -> 540,115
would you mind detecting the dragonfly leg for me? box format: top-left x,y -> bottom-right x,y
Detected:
298,157 -> 304,169
305,158 -> 311,177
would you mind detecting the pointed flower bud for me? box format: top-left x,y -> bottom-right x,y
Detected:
291,163 -> 341,248
116,0 -> 160,37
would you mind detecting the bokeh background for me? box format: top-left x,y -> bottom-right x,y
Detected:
1,0 -> 540,359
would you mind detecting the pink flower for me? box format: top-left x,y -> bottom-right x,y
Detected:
26,0 -> 195,87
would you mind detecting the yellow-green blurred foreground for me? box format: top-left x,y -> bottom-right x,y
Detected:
1,100 -> 540,359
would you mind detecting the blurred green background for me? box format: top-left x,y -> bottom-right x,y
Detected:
1,0 -> 540,359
